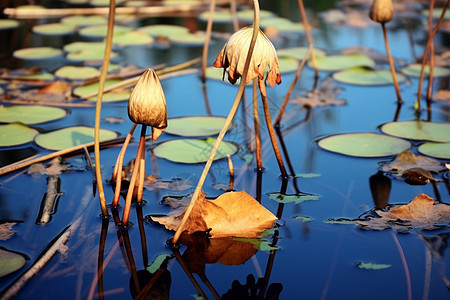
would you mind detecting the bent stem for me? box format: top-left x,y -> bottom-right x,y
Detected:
415,0 -> 449,113
200,0 -> 216,83
253,79 -> 263,171
172,0 -> 261,245
122,125 -> 147,226
258,79 -> 288,178
296,0 -> 318,80
94,0 -> 116,217
381,22 -> 403,104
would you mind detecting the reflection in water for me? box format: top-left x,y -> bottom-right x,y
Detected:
369,171 -> 391,209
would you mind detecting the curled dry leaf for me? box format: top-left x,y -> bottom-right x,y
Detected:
379,151 -> 445,174
291,79 -> 347,108
356,193 -> 450,231
432,90 -> 450,102
0,222 -> 18,240
152,191 -> 277,238
402,167 -> 437,185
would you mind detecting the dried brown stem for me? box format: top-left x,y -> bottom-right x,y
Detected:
253,79 -> 263,171
381,22 -> 403,104
296,0 -> 318,79
426,0 -> 435,101
201,0 -> 216,83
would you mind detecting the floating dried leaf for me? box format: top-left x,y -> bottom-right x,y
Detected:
379,151 -> 445,174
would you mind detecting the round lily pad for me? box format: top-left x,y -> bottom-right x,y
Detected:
165,116 -> 227,137
86,90 -> 131,102
32,23 -> 76,36
236,9 -> 275,22
73,79 -> 122,98
279,57 -> 300,73
79,24 -> 131,38
0,123 -> 38,147
333,67 -> 407,86
418,142 -> 450,159
0,105 -> 66,124
35,126 -> 118,150
401,64 -> 450,78
61,15 -> 107,27
317,132 -> 411,157
381,121 -> 450,142
0,248 -> 27,277
260,17 -> 304,33
314,54 -> 375,72
55,66 -> 100,80
112,31 -> 154,47
13,47 -> 63,60
63,41 -> 106,53
198,10 -> 234,23
18,73 -> 55,81
277,47 -> 326,60
66,48 -> 119,62
153,138 -> 239,163
0,19 -> 19,30
168,32 -> 207,46
137,24 -> 189,37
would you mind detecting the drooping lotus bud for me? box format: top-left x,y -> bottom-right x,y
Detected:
128,68 -> 167,142
369,0 -> 394,24
213,25 -> 281,87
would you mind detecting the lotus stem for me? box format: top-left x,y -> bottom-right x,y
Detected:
415,0 -> 449,113
201,0 -> 216,83
381,22 -> 403,104
296,0 -> 318,80
426,0 -> 435,101
258,78 -> 288,178
253,79 -> 263,171
172,0 -> 261,245
122,125 -> 146,226
94,0 -> 116,217
274,45 -> 311,127
230,0 -> 239,31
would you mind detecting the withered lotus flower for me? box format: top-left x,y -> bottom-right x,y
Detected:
369,0 -> 393,23
213,25 -> 281,87
128,68 -> 167,142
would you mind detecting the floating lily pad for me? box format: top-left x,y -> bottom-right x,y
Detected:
401,64 -> 450,78
260,17 -> 304,33
13,47 -> 63,60
90,0 -> 127,6
86,90 -> 131,102
418,142 -> 450,159
0,19 -> 19,30
0,248 -> 27,277
32,23 -> 76,36
381,121 -> 450,142
198,10 -> 234,23
168,32 -> 208,46
165,116 -> 227,137
35,126 -> 118,150
356,262 -> 391,270
63,41 -> 106,52
0,105 -> 66,124
79,24 -> 131,38
314,54 -> 375,71
61,15 -> 107,27
152,138 -> 238,163
73,79 -> 122,98
277,47 -> 326,60
268,192 -> 319,204
0,123 -> 38,147
318,133 -> 411,157
333,67 -> 407,85
112,31 -> 154,47
66,48 -> 119,62
55,66 -> 100,80
236,9 -> 275,22
137,24 -> 189,37
18,73 -> 55,81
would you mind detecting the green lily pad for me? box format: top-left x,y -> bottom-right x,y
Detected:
318,133 -> 412,157
422,8 -> 450,20
401,64 -> 450,78
18,73 -> 55,81
90,0 -> 127,6
137,24 -> 189,37
13,47 -> 63,60
168,32 -> 208,46
0,248 -> 27,277
0,105 -> 66,124
35,126 -> 118,150
333,66 -> 407,86
66,48 -> 119,62
152,138 -> 238,163
236,9 -> 275,22
73,79 -> 122,98
60,15 -> 107,27
198,10 -> 234,23
166,116 -> 227,137
277,47 -> 326,60
32,23 -> 76,36
268,192 -> 319,204
418,142 -> 450,159
260,17 -> 305,33
79,24 -> 131,38
381,121 -> 450,142
356,262 -> 391,270
86,90 -> 131,102
112,31 -> 154,47
293,216 -> 312,222
0,123 -> 38,147
55,66 -> 100,80
0,19 -> 19,30
314,54 -> 375,72
63,41 -> 106,52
